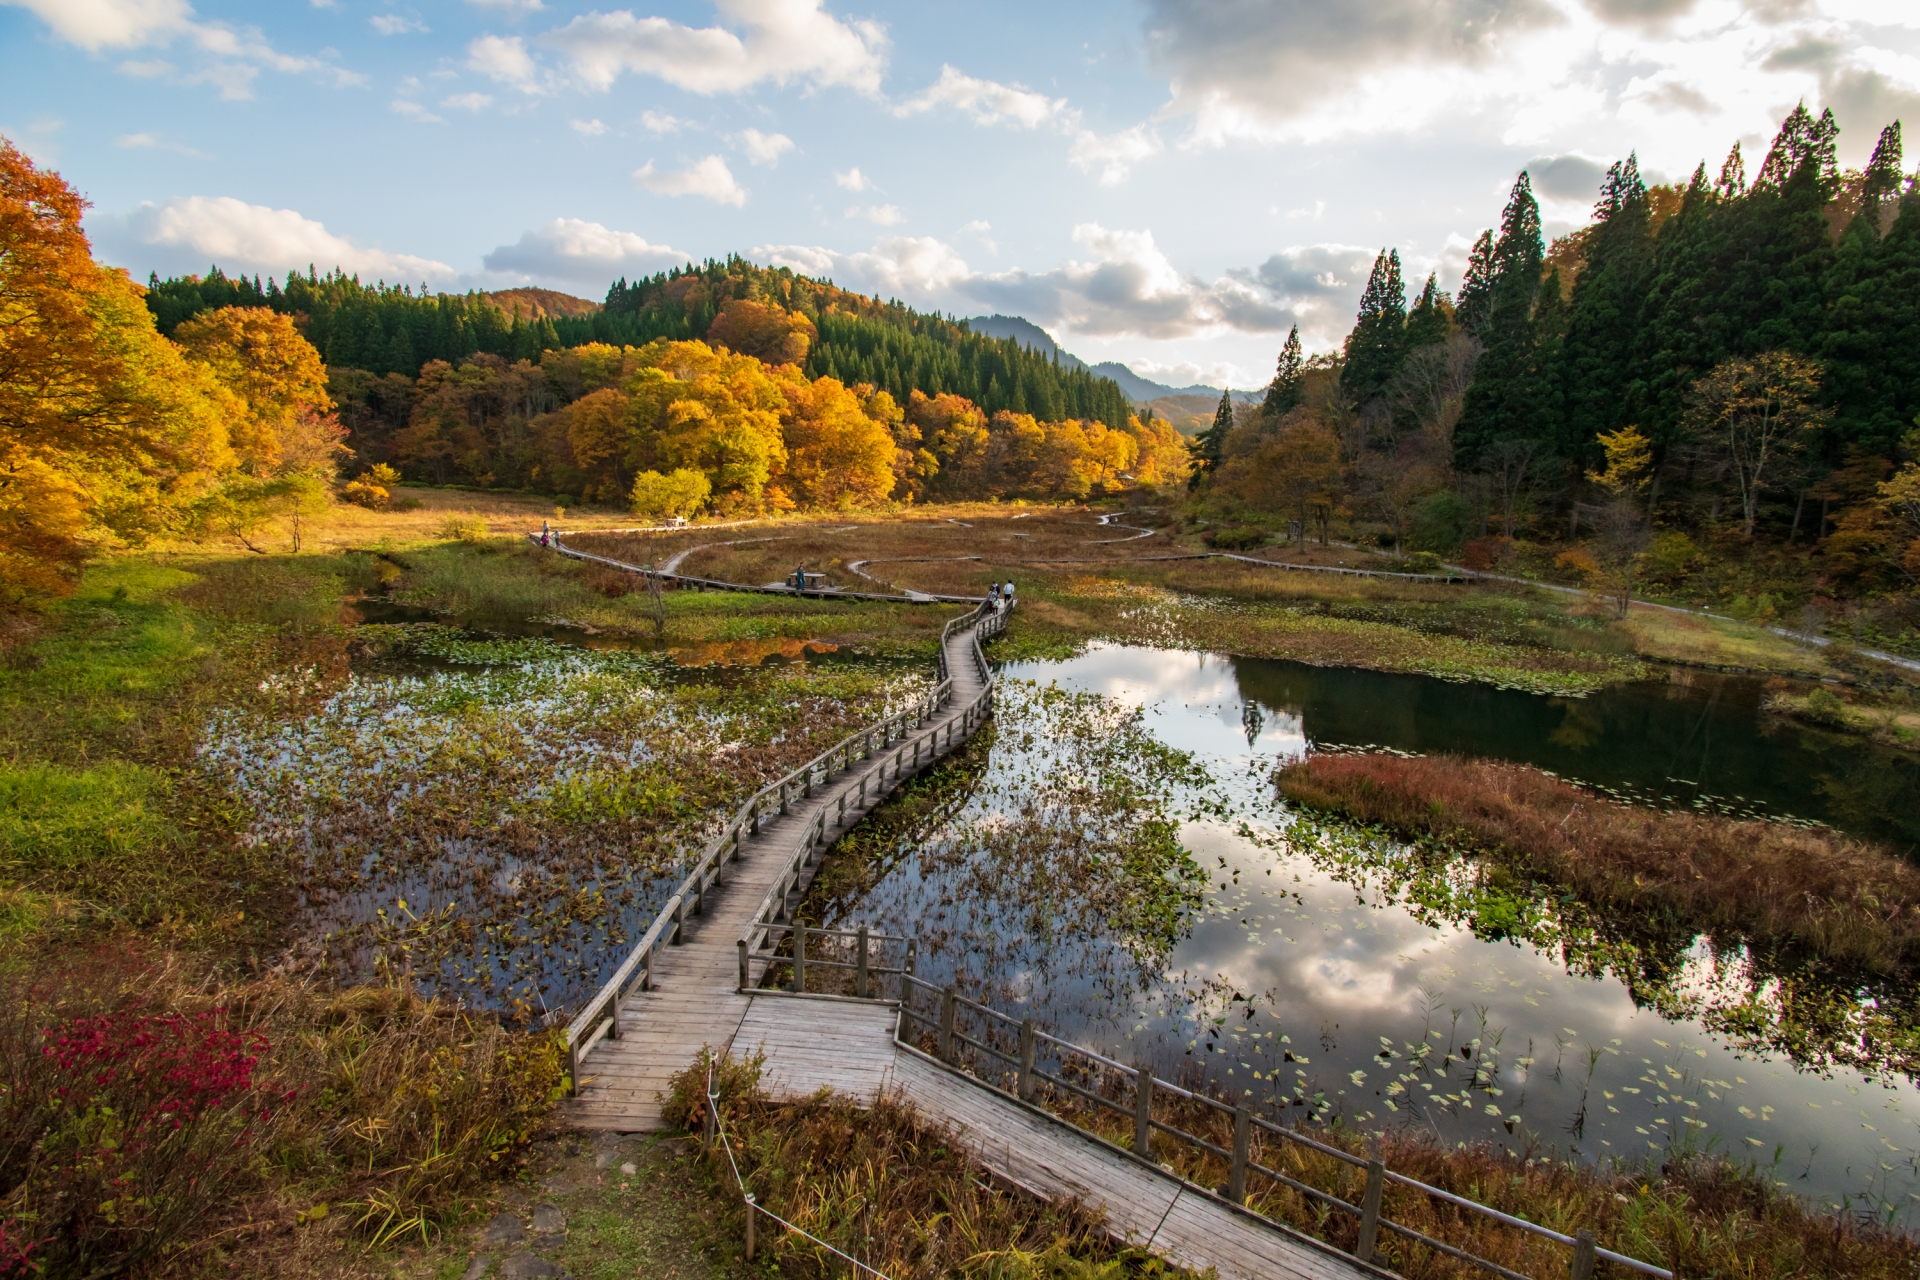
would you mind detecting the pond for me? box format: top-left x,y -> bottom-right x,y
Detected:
805,643 -> 1920,1224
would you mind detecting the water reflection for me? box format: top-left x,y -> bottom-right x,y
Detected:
815,644 -> 1920,1222
1228,653 -> 1920,854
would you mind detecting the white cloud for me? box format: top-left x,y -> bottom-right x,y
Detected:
541,0 -> 888,96
4,0 -> 359,98
846,203 -> 903,225
834,166 -> 873,190
1139,0 -> 1920,168
1067,124 -> 1163,186
641,109 -> 687,133
468,33 -> 542,91
960,224 -> 1295,341
633,154 -> 746,205
391,98 -> 445,123
896,64 -> 1068,128
116,195 -> 454,280
482,217 -> 684,286
466,0 -> 544,10
957,219 -> 996,253
442,91 -> 494,111
736,127 -> 794,165
754,236 -> 973,297
114,130 -> 209,156
370,14 -> 427,35
569,117 -> 607,135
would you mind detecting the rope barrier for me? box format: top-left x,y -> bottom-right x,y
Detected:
705,1060 -> 897,1280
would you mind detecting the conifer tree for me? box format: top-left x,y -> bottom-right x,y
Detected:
1558,154 -> 1653,461
1824,124 -> 1917,452
1631,163 -> 1730,452
1454,172 -> 1545,463
1262,325 -> 1305,416
1455,231 -> 1497,335
1341,250 -> 1408,402
1727,105 -> 1840,355
1403,273 -> 1451,351
1188,387 -> 1235,489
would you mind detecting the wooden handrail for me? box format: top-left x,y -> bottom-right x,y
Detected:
893,973 -> 1671,1280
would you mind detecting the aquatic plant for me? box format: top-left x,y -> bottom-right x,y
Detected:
202,638 -> 928,1012
1273,751 -> 1920,975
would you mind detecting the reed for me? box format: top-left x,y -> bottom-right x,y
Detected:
1274,751 -> 1920,974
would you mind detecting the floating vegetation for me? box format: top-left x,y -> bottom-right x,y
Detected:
799,678 -> 1214,1011
203,632 -> 927,1015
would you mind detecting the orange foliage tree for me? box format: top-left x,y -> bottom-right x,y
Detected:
1,139 -> 231,604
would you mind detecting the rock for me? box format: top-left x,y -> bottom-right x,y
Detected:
497,1252 -> 563,1279
530,1204 -> 566,1235
619,1162 -> 637,1176
478,1214 -> 524,1247
593,1149 -> 617,1169
461,1257 -> 492,1280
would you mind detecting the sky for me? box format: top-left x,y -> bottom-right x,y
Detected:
3,0 -> 1917,389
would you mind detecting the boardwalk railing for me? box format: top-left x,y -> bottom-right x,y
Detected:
560,591 -> 1009,1090
538,531 -> 984,604
895,976 -> 1672,1280
736,604 -> 1007,992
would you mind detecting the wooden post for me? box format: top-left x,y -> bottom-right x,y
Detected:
1571,1229 -> 1597,1280
736,938 -> 749,991
642,944 -> 655,992
672,894 -> 687,942
855,925 -> 869,999
1226,1102 -> 1251,1204
1018,1018 -> 1036,1100
744,1193 -> 756,1260
902,939 -> 917,1001
939,986 -> 958,1062
792,922 -> 807,994
1134,1067 -> 1154,1158
1357,1157 -> 1385,1262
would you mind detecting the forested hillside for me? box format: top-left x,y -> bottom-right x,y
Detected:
1193,105 -> 1920,647
147,258 -> 1134,429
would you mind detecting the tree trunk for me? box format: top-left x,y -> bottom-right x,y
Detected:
1789,488 -> 1806,544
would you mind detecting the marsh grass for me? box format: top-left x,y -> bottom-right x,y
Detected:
0,950 -> 564,1275
663,1051 -> 1192,1280
1006,1063 -> 1920,1280
1275,752 -> 1920,976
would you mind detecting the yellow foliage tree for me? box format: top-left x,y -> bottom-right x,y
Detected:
777,375 -> 897,509
1,139 -> 232,604
624,341 -> 789,512
173,306 -> 338,477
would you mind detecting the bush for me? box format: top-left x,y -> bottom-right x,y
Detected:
1403,551 -> 1444,574
438,512 -> 490,544
340,479 -> 389,508
1409,490 -> 1470,555
1202,526 -> 1267,550
629,469 -> 711,521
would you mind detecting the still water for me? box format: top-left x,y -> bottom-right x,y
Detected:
814,644 -> 1920,1222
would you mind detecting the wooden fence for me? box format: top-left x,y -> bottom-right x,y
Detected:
892,976 -> 1673,1280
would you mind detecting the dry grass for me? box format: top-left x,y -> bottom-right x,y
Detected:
1014,1065 -> 1920,1280
663,1051 -> 1183,1280
1275,751 -> 1920,974
0,947 -> 564,1275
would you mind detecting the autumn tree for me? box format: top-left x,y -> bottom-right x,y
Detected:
1585,425 -> 1654,617
1681,353 -> 1828,536
777,375 -> 897,508
705,298 -> 817,366
173,306 -> 336,475
1,138 -> 230,603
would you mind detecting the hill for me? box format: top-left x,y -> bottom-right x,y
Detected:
488,287 -> 600,319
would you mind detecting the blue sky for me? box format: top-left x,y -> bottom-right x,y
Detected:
4,0 -> 1917,387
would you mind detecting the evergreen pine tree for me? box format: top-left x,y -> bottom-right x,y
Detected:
1823,123 -> 1914,452
1631,163 -> 1733,452
1262,325 -> 1305,416
1558,154 -> 1654,461
1188,387 -> 1235,489
1341,250 -> 1408,401
1727,105 -> 1840,354
1403,273 -> 1451,350
1454,172 -> 1545,463
1455,231 -> 1497,335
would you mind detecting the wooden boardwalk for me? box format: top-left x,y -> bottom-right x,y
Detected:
564,614 -> 993,1131
718,995 -> 1382,1280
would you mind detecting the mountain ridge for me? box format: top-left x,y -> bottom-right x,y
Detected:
963,313 -> 1258,406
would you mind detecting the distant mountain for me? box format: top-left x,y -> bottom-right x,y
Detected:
964,314 -> 1257,408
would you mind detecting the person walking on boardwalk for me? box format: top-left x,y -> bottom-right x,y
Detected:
791,565 -> 806,592
1002,580 -> 1016,609
988,582 -> 1001,610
